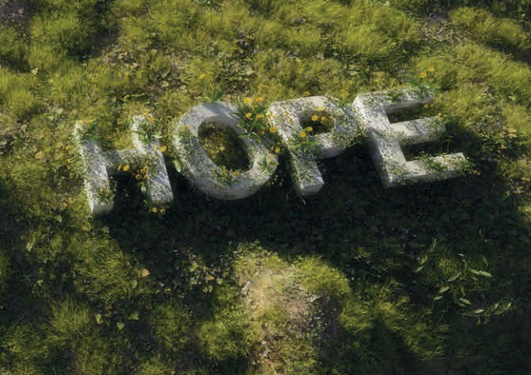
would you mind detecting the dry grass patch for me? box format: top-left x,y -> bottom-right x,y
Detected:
235,247 -> 329,375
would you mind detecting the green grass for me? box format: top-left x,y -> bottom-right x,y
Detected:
1,0 -> 531,374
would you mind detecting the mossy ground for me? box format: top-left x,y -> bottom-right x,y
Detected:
1,0 -> 531,374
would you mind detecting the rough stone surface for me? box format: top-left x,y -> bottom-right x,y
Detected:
74,116 -> 173,215
75,91 -> 470,216
352,88 -> 467,187
172,101 -> 278,200
266,95 -> 361,196
267,100 -> 325,196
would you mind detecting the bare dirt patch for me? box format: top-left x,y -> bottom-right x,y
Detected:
0,0 -> 33,28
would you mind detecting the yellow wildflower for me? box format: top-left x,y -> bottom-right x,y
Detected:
311,115 -> 319,121
123,165 -> 130,172
303,91 -> 310,96
152,207 -> 158,213
269,126 -> 278,134
321,116 -> 327,121
180,125 -> 189,132
160,145 -> 167,152
160,208 -> 165,214
299,131 -> 307,138
256,114 -> 264,120
424,104 -> 429,109
420,72 -> 427,79
306,127 -> 313,132
317,107 -> 324,112
135,174 -> 142,180
243,97 -> 252,105
245,113 -> 252,119
428,66 -> 435,73
255,97 -> 264,104
274,147 -> 280,153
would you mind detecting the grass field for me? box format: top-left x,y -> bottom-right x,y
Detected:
1,0 -> 531,374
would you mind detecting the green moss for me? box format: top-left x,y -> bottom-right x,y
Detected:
0,25 -> 27,68
135,355 -> 175,375
197,284 -> 259,360
44,297 -> 93,348
295,256 -> 351,304
73,244 -> 152,303
30,12 -> 96,57
147,301 -> 192,353
0,250 -> 8,294
198,122 -> 250,171
449,6 -> 530,50
1,0 -> 531,373
1,323 -> 51,364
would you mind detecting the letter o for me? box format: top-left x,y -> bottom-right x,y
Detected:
172,102 -> 278,200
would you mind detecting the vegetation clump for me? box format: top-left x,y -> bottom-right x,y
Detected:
1,0 -> 531,374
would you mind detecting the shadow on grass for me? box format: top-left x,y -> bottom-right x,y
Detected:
96,120 -> 531,373
0,178 -> 41,336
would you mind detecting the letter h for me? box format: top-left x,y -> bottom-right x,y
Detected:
74,116 -> 173,215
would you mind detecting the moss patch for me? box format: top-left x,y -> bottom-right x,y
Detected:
198,121 -> 250,171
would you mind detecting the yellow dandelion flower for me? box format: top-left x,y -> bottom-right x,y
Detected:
299,131 -> 307,138
321,116 -> 327,121
135,174 -> 142,180
420,72 -> 427,79
269,126 -> 278,134
311,115 -> 319,121
152,207 -> 158,213
255,97 -> 264,104
303,91 -> 310,96
428,66 -> 435,73
123,165 -> 130,172
306,127 -> 313,132
317,107 -> 324,112
243,97 -> 252,105
256,114 -> 264,120
160,145 -> 167,152
160,208 -> 165,214
274,147 -> 280,153
245,113 -> 252,119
